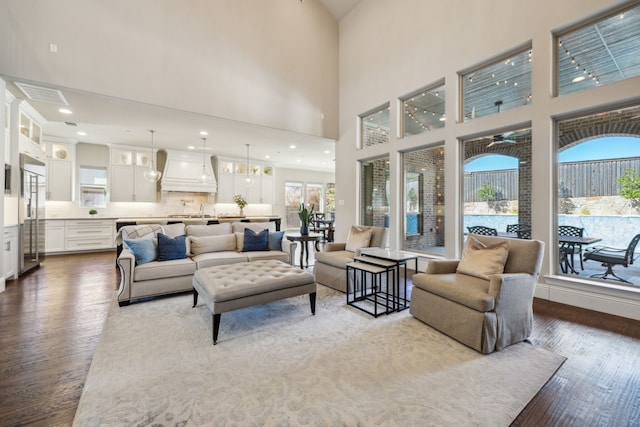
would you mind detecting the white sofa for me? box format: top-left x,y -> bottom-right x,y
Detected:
116,221 -> 296,306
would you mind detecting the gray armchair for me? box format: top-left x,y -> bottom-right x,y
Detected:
410,234 -> 545,354
313,225 -> 388,292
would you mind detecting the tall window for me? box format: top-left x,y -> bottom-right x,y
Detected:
461,47 -> 533,121
325,183 -> 335,215
462,127 -> 532,236
79,166 -> 107,208
360,104 -> 390,148
401,82 -> 446,137
284,182 -> 303,228
402,145 -> 445,255
556,105 -> 640,285
306,183 -> 323,212
556,4 -> 640,96
360,156 -> 389,228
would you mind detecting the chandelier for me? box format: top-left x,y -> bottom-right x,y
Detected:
143,129 -> 162,182
244,143 -> 254,187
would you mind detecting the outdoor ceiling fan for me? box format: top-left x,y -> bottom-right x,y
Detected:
487,131 -> 517,147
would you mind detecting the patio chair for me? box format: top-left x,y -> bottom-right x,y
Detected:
516,229 -> 532,239
506,223 -> 531,233
583,234 -> 640,283
559,225 -> 585,271
467,225 -> 497,236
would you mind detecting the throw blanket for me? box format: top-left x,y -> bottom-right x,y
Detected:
115,224 -> 163,245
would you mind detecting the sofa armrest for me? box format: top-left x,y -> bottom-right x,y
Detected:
490,273 -> 537,350
281,239 -> 298,265
489,273 -> 535,304
116,248 -> 136,304
424,259 -> 460,274
324,242 -> 347,252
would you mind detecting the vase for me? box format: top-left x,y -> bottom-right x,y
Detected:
300,225 -> 310,235
239,208 -> 244,217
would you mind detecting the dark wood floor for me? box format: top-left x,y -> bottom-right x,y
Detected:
0,252 -> 639,426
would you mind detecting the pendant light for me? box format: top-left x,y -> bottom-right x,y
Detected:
143,129 -> 162,182
200,137 -> 213,183
244,143 -> 254,187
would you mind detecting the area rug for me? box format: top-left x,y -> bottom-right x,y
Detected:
74,286 -> 565,426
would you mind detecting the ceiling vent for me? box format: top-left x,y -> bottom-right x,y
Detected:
64,121 -> 78,127
14,82 -> 69,105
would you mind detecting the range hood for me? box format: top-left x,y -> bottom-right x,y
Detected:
160,149 -> 217,193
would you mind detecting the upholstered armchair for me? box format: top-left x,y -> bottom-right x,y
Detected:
313,225 -> 388,292
410,234 -> 545,354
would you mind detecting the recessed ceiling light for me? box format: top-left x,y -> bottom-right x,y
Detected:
265,155 -> 271,159
59,108 -> 72,114
76,131 -> 86,136
323,150 -> 330,154
289,145 -> 296,149
188,145 -> 195,150
572,76 -> 586,83
199,131 -> 208,136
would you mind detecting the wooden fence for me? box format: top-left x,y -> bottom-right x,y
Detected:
464,158 -> 640,202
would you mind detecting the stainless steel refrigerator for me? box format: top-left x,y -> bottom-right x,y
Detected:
19,154 -> 46,275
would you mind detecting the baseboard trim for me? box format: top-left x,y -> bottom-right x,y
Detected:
536,277 -> 640,321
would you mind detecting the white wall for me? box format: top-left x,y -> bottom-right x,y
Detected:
0,0 -> 339,139
336,0 -> 640,319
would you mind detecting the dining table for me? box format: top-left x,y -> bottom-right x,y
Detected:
497,232 -> 602,274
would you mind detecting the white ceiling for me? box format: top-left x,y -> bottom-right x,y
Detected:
5,80 -> 337,173
4,1 -> 362,172
319,0 -> 361,21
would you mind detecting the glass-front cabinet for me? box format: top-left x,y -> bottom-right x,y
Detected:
17,103 -> 46,161
110,146 -> 157,202
214,156 -> 275,204
45,140 -> 74,201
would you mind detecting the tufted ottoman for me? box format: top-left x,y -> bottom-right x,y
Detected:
192,259 -> 316,344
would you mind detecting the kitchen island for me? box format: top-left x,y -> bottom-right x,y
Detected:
115,216 -> 281,231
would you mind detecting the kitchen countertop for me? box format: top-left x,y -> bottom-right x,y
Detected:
114,216 -> 280,223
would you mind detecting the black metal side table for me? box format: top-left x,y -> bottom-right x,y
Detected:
285,232 -> 323,269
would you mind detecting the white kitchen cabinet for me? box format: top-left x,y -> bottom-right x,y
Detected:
110,164 -> 135,202
214,156 -> 274,204
45,141 -> 73,201
110,147 -> 157,202
46,159 -> 72,201
3,226 -> 18,279
17,104 -> 45,161
44,220 -> 65,253
64,219 -> 115,252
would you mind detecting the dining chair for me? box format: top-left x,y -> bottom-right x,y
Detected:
506,223 -> 530,233
558,225 -> 585,271
516,229 -> 532,239
583,234 -> 640,283
467,225 -> 498,236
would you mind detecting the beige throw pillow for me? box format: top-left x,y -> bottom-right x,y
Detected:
456,237 -> 510,280
345,226 -> 372,252
189,234 -> 236,256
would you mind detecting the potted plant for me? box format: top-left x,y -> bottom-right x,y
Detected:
88,209 -> 98,217
298,203 -> 314,235
233,194 -> 248,216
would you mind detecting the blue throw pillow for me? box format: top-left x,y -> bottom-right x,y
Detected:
124,238 -> 157,265
157,233 -> 187,261
268,231 -> 285,251
243,228 -> 269,252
